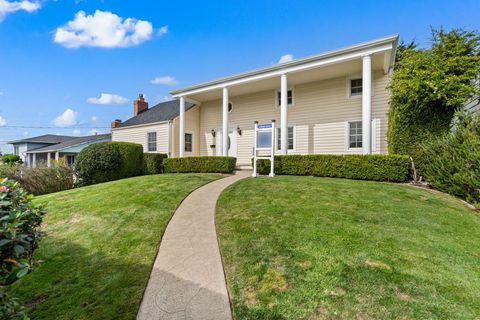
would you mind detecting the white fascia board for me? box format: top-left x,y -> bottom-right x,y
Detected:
172,43 -> 394,98
111,120 -> 170,131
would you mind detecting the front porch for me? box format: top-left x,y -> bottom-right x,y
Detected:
26,152 -> 77,168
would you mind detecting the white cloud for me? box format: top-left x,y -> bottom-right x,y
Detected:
89,128 -> 100,135
91,115 -> 97,122
158,25 -> 168,36
278,54 -> 294,64
87,93 -> 129,105
53,108 -> 78,127
0,0 -> 40,22
54,10 -> 154,48
0,115 -> 6,126
151,76 -> 178,85
23,131 -> 29,135
72,129 -> 81,135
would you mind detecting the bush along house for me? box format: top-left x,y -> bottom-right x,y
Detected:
112,35 -> 398,168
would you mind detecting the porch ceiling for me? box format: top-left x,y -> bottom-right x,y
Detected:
186,52 -> 387,103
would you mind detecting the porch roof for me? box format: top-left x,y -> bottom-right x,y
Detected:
170,34 -> 398,101
26,134 -> 111,153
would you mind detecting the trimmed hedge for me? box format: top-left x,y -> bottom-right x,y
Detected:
143,153 -> 168,175
74,142 -> 144,185
164,156 -> 236,173
255,154 -> 411,182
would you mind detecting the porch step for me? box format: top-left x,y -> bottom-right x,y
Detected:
235,165 -> 253,171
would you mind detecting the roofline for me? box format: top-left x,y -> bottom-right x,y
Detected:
170,34 -> 399,97
26,134 -> 111,153
112,120 -> 171,131
8,139 -> 66,144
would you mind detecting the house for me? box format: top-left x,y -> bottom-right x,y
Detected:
112,35 -> 398,167
8,133 -> 111,167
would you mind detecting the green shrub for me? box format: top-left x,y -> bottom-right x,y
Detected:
0,163 -> 75,195
164,156 -> 236,173
421,111 -> 480,207
74,142 -> 143,185
1,154 -> 22,165
256,154 -> 411,182
143,153 -> 168,175
0,178 -> 46,318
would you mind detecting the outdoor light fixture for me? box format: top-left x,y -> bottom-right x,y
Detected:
237,126 -> 242,136
211,129 -> 216,137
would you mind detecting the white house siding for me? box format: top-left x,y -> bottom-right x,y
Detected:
197,70 -> 390,165
172,105 -> 200,157
112,122 -> 170,154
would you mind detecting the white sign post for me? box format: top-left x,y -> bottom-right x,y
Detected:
252,120 -> 275,178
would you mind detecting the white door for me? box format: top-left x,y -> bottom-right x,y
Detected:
216,127 -> 237,157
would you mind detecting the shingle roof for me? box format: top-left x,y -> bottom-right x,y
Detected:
8,134 -> 75,145
27,134 -> 111,153
116,100 -> 195,129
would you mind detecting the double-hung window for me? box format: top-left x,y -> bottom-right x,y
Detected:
350,78 -> 363,96
348,121 -> 362,148
185,133 -> 193,152
147,132 -> 157,152
277,90 -> 293,106
277,127 -> 294,150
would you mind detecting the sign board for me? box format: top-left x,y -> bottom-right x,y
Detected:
252,120 -> 275,177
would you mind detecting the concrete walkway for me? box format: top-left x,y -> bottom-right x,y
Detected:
137,171 -> 250,320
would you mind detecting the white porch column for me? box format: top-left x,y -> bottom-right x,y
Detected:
55,152 -> 59,161
32,153 -> 36,168
222,87 -> 229,156
280,73 -> 288,155
362,54 -> 372,154
179,96 -> 186,158
47,153 -> 51,167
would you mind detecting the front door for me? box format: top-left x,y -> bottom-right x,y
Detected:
216,127 -> 237,157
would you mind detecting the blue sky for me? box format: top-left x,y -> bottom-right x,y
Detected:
0,0 -> 479,153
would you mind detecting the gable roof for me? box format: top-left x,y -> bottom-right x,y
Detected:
27,134 -> 111,153
8,134 -> 75,145
115,99 -> 195,129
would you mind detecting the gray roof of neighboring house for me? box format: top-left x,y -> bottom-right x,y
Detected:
115,100 -> 195,129
27,134 -> 111,153
8,134 -> 75,145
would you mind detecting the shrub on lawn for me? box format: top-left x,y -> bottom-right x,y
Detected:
164,156 -> 236,173
1,154 -> 22,165
143,153 -> 168,175
256,154 -> 411,182
0,162 -> 75,195
75,142 -> 143,185
0,178 -> 46,318
421,111 -> 480,207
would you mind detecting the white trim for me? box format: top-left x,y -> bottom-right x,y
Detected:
171,42 -> 395,98
171,35 -> 398,97
346,73 -> 375,99
345,120 -> 363,152
111,120 -> 170,131
179,96 -> 186,157
371,118 -> 378,153
146,131 -> 158,152
276,125 -> 296,153
184,130 -> 194,153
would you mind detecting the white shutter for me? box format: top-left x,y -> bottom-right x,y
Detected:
371,119 -> 378,153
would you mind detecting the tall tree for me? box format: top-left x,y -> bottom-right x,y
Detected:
387,28 -> 480,158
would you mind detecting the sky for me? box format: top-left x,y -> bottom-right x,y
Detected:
0,0 -> 479,153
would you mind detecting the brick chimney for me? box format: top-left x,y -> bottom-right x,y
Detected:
134,93 -> 148,116
111,119 -> 122,129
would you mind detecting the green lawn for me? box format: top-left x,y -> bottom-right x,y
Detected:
216,176 -> 480,319
10,173 -> 220,320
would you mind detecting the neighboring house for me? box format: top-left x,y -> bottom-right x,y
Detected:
112,35 -> 398,167
9,134 -> 111,167
465,78 -> 479,114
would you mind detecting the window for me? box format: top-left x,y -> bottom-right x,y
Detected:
348,121 -> 362,148
277,127 -> 294,150
277,90 -> 293,106
228,102 -> 233,113
185,133 -> 193,152
147,132 -> 157,152
350,78 -> 362,96
14,146 -> 19,155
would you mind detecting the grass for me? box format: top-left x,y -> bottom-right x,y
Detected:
216,176 -> 480,319
10,173 -> 220,320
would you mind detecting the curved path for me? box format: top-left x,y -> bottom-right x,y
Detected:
137,171 -> 250,320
